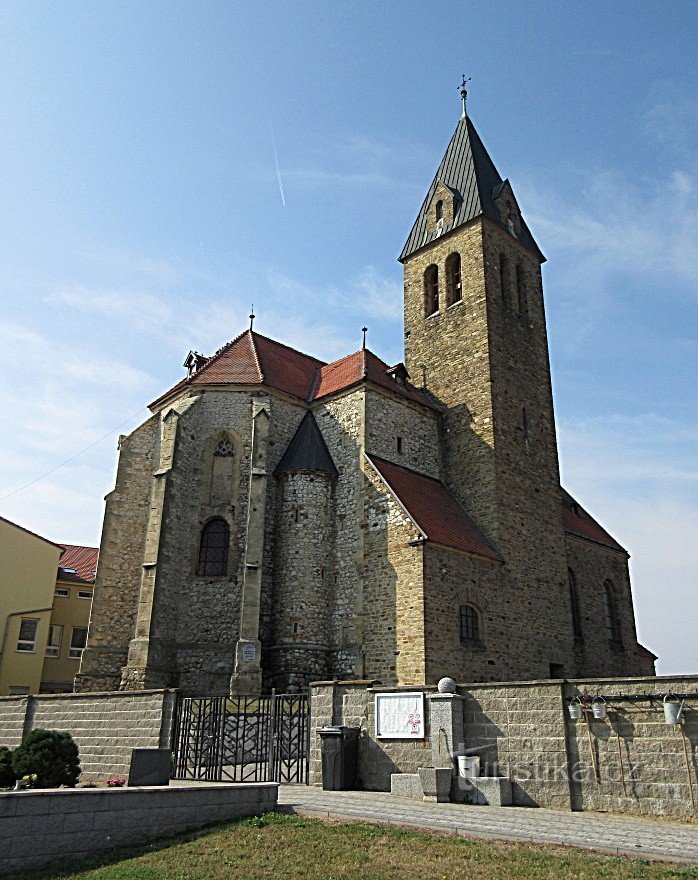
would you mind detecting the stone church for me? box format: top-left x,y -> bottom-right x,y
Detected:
76,102 -> 656,696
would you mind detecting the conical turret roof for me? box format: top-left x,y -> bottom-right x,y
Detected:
274,411 -> 338,477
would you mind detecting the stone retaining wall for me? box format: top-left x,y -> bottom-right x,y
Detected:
0,782 -> 278,875
311,675 -> 698,819
0,689 -> 176,781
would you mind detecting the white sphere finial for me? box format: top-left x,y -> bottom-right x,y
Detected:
438,677 -> 457,694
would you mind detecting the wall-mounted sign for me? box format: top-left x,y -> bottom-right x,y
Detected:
375,692 -> 425,740
241,643 -> 256,663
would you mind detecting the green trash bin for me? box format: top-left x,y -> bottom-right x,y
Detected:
318,726 -> 360,790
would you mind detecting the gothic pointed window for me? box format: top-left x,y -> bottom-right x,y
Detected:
197,518 -> 230,576
210,436 -> 235,504
424,264 -> 439,316
515,264 -> 525,315
569,569 -> 582,639
499,254 -> 508,306
603,580 -> 621,644
445,252 -> 462,306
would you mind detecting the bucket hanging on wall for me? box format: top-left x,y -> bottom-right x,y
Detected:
568,697 -> 583,720
663,694 -> 683,725
591,697 -> 607,720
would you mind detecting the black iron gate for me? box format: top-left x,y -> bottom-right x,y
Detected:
172,692 -> 309,784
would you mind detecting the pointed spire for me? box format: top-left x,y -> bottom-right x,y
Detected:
399,111 -> 545,263
249,305 -> 255,331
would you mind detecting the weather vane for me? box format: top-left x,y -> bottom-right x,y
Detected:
459,75 -> 472,117
249,305 -> 255,331
362,326 -> 368,349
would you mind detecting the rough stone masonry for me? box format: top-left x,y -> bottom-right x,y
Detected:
76,103 -> 656,697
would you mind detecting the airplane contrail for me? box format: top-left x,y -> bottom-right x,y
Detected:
271,122 -> 286,207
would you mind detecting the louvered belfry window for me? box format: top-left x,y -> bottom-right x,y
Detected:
198,518 -> 230,576
424,264 -> 439,316
446,252 -> 462,305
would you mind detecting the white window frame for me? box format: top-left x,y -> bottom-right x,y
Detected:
54,587 -> 70,598
16,618 -> 39,653
69,626 -> 88,659
77,590 -> 92,600
45,624 -> 64,658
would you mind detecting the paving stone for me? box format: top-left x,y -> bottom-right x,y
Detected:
278,785 -> 698,864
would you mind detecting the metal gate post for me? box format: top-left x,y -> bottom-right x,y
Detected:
267,688 -> 277,781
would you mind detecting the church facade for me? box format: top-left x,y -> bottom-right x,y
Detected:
76,107 -> 656,696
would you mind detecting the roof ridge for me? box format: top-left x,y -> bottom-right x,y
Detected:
186,327 -> 251,383
251,329 -> 326,366
59,542 -> 99,552
307,363 -> 322,402
248,330 -> 265,383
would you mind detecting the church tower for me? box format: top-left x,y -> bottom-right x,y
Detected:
401,93 -> 574,673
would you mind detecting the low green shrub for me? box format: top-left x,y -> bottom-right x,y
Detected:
11,729 -> 80,788
0,746 -> 14,787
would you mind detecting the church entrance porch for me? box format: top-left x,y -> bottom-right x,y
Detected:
172,692 -> 309,784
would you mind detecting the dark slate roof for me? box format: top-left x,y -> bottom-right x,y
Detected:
561,488 -> 628,555
399,115 -> 544,263
274,411 -> 338,477
366,454 -> 502,561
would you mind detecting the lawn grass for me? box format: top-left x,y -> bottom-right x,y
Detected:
10,813 -> 698,880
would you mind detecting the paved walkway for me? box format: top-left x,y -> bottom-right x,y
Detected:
278,785 -> 698,864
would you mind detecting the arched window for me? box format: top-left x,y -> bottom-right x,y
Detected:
197,518 -> 230,576
210,436 -> 235,504
435,200 -> 444,222
569,569 -> 582,639
445,252 -> 462,306
424,264 -> 439,316
459,604 -> 480,642
515,264 -> 526,315
499,254 -> 508,305
603,580 -> 620,643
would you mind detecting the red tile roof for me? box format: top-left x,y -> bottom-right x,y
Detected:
561,489 -> 627,555
57,544 -> 99,584
150,330 -> 436,411
366,454 -> 502,561
314,349 -> 434,407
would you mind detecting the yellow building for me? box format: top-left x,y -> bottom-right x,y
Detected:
41,544 -> 99,693
0,517 -> 99,695
0,516 -> 63,696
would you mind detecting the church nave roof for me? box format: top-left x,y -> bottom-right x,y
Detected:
150,329 -> 436,411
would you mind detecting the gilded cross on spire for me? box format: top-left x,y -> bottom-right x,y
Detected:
459,75 -> 472,118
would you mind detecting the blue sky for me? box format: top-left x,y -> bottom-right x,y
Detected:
0,1 -> 695,674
